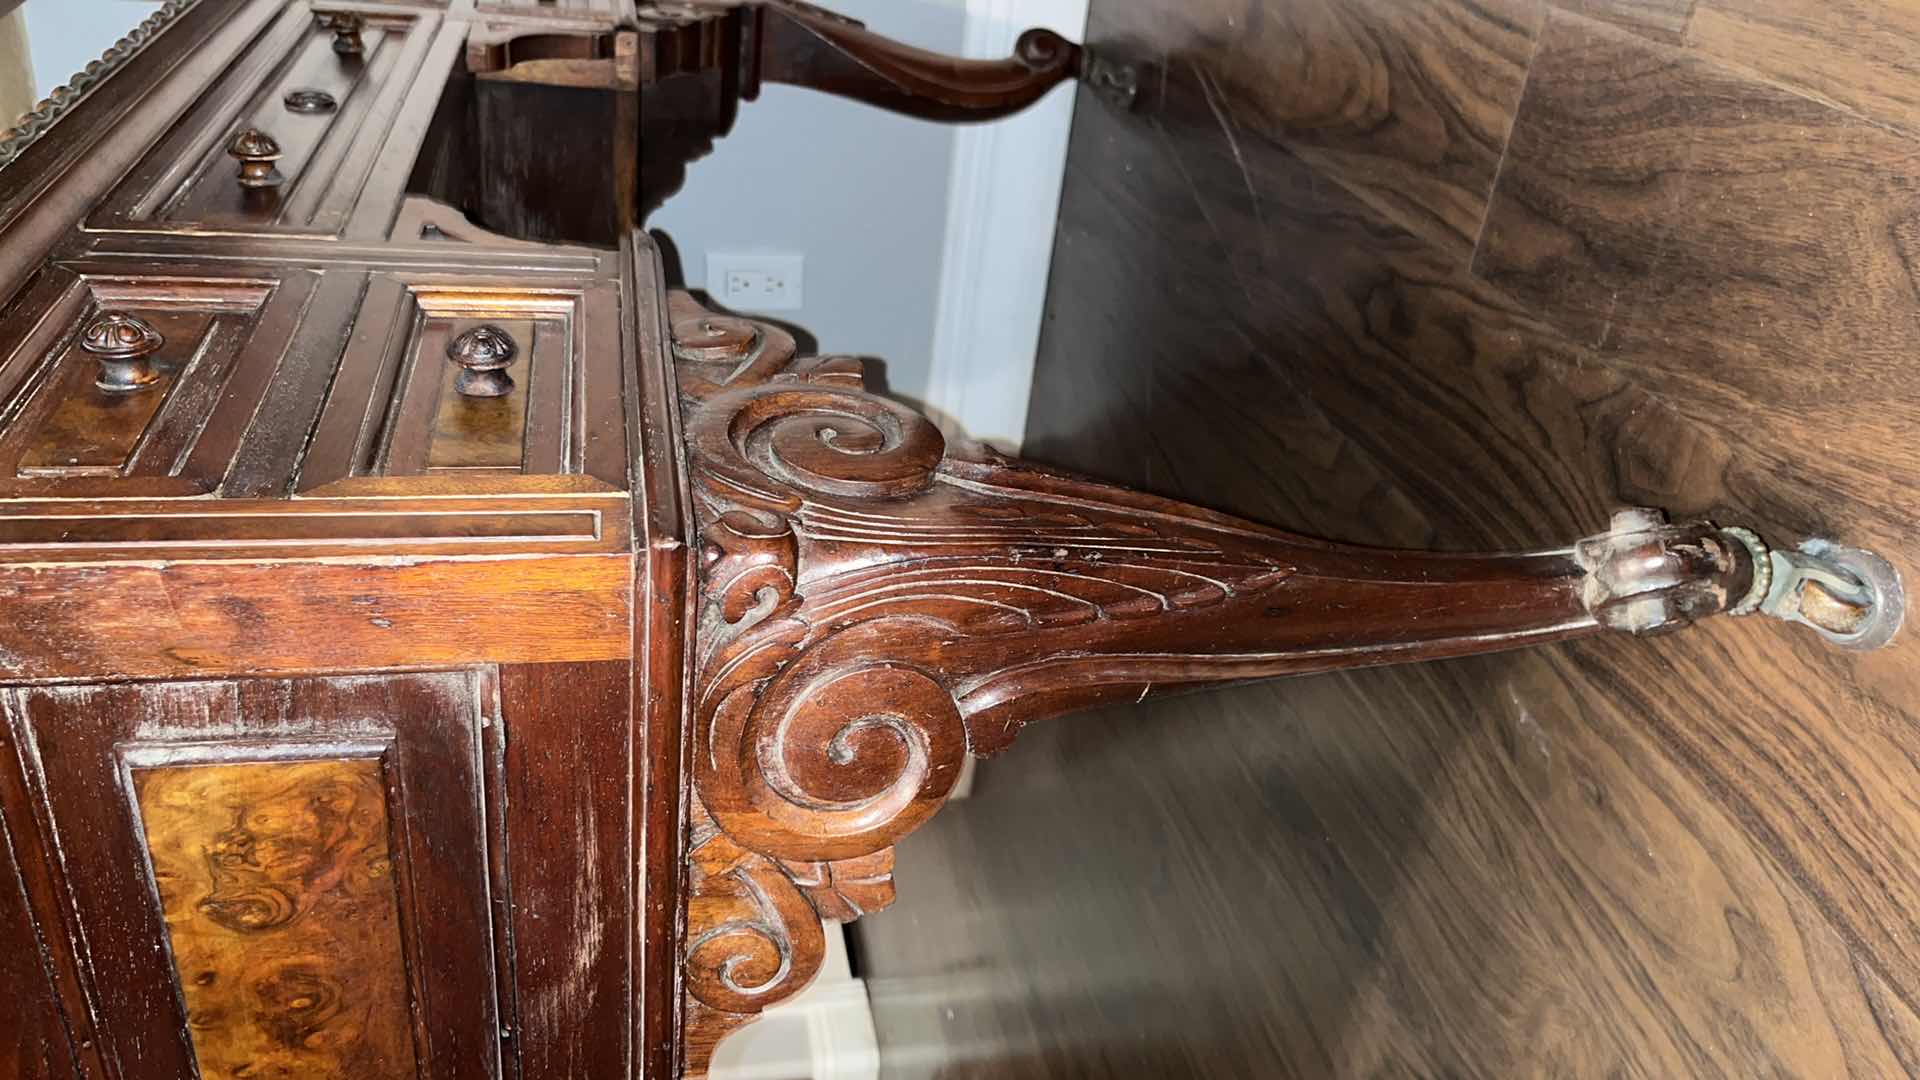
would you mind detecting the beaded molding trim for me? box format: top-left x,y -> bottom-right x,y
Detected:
0,0 -> 202,170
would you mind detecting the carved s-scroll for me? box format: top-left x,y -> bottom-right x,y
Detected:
683,806 -> 836,1076
698,617 -> 970,862
701,511 -> 797,626
780,849 -> 896,922
692,383 -> 946,508
684,824 -> 825,1015
672,290 -> 946,511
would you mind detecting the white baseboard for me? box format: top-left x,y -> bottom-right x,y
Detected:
707,922 -> 880,1080
924,0 -> 1091,452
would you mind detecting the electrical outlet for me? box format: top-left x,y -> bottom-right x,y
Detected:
707,252 -> 805,311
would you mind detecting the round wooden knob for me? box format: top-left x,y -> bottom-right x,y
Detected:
81,311 -> 165,392
228,128 -> 283,188
324,11 -> 366,55
447,325 -> 519,397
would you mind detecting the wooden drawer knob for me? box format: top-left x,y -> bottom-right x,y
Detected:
81,311 -> 164,392
323,11 -> 366,55
447,325 -> 519,397
228,128 -> 283,188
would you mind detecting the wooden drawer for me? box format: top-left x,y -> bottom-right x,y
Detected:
90,3 -> 460,238
0,672 -> 509,1080
0,262 -> 352,499
300,267 -> 629,493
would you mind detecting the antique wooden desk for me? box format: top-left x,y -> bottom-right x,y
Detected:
0,2 -> 1899,1077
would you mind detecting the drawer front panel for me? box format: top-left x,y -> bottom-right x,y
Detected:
1,672 -> 508,1080
300,270 -> 627,491
92,4 -> 450,236
0,264 -> 341,499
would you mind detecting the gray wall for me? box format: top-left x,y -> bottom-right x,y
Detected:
19,0 -> 161,100
646,0 -> 966,406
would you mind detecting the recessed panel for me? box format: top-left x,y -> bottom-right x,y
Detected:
424,318 -> 537,471
301,274 -> 627,492
15,309 -> 215,477
0,272 -> 305,499
89,6 -> 450,237
132,758 -> 416,1080
158,22 -> 399,228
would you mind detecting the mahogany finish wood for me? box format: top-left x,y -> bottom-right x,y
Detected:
0,1 -> 1894,1078
629,0 -> 1086,219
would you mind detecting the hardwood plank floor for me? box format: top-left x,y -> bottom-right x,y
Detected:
1556,0 -> 1695,42
1691,1 -> 1920,136
1474,10 -> 1920,556
854,0 -> 1920,1076
1093,0 -> 1543,260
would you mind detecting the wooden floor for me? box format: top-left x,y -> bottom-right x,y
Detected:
851,0 -> 1920,1075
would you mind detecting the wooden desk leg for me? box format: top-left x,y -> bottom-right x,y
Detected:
668,291 -> 1902,1072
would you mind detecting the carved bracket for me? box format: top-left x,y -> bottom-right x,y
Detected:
748,0 -> 1082,122
668,292 -> 1894,1069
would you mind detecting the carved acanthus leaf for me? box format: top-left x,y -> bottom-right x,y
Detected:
673,288 -> 1324,889
780,849 -> 897,923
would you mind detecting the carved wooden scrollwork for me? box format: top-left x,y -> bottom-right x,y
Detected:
749,1 -> 1084,123
670,291 -> 1782,1068
683,801 -> 828,1073
684,804 -> 825,1016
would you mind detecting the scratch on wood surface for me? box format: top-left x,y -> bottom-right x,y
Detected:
1195,64 -> 1266,236
528,785 -> 607,1054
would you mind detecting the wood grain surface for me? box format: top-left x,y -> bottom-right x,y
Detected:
133,758 -> 415,1080
0,553 -> 631,681
854,0 -> 1920,1075
498,661 -> 635,1079
4,672 -> 509,1079
0,810 -> 73,1079
1093,0 -> 1542,257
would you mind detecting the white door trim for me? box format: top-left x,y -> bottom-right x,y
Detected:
924,0 -> 1090,452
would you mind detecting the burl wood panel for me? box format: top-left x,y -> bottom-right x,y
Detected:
13,309 -> 208,476
426,321 -> 535,471
131,758 -> 416,1080
0,271 -> 300,500
3,673 -> 508,1079
856,0 -> 1920,1075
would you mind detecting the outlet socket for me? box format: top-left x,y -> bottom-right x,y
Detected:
707,252 -> 805,311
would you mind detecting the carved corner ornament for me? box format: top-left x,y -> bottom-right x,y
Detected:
670,293 -> 1902,1070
